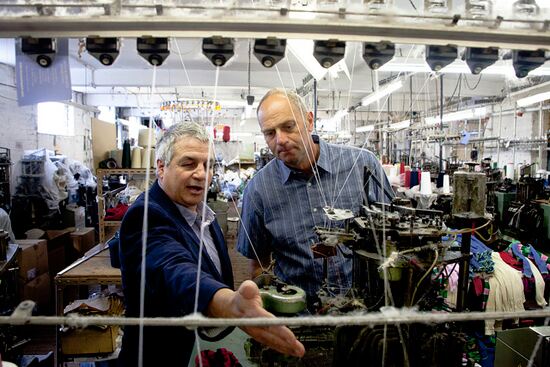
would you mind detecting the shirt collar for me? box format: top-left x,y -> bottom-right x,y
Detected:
175,201 -> 215,227
276,135 -> 332,184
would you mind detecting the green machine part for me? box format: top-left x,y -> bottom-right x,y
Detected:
494,192 -> 516,223
254,274 -> 307,315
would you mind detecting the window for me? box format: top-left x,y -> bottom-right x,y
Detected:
37,102 -> 75,136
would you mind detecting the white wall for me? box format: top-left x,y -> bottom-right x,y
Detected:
0,63 -> 94,195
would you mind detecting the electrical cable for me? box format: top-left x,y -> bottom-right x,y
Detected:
411,248 -> 439,306
463,74 -> 483,91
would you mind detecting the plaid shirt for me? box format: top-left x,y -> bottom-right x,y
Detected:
237,138 -> 393,297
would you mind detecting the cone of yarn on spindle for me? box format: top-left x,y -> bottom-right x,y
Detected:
131,147 -> 142,168
420,171 -> 432,195
150,148 -> 156,168
121,140 -> 131,168
223,125 -> 231,142
404,169 -> 411,188
443,174 -> 450,194
138,128 -> 155,148
141,148 -> 150,169
410,170 -> 419,188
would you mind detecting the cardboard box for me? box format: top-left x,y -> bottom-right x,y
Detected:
46,229 -> 73,275
70,227 -> 96,255
16,239 -> 49,282
48,246 -> 66,278
61,325 -> 119,355
18,272 -> 51,312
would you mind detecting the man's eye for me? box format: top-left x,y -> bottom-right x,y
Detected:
284,123 -> 295,131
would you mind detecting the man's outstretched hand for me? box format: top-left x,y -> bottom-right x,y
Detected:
209,280 -> 306,358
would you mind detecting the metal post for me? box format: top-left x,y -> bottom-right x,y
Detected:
313,79 -> 318,130
497,104 -> 502,165
439,74 -> 444,171
456,228 -> 471,313
513,104 -> 517,170
478,117 -> 482,159
539,102 -> 544,170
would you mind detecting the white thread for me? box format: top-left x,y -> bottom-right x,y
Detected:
138,64 -> 157,367
5,308 -> 550,328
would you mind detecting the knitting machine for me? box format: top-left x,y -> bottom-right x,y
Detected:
502,163 -> 547,245
314,201 -> 461,311
309,200 -> 467,367
306,170 -> 503,366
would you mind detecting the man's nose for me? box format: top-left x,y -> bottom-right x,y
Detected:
275,130 -> 288,145
192,164 -> 207,179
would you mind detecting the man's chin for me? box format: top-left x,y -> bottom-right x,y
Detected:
278,151 -> 295,162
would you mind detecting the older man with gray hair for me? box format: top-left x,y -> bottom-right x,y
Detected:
118,122 -> 304,367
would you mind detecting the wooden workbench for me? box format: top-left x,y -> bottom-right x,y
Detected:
55,244 -> 121,287
54,244 -> 121,366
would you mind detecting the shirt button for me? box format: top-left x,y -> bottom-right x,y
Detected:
307,182 -> 312,187
313,208 -> 317,212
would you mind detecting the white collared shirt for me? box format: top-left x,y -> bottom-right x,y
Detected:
175,201 -> 222,275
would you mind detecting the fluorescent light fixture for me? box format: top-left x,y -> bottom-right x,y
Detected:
389,119 -> 411,130
360,79 -> 403,107
333,109 -> 348,121
425,107 -> 488,125
379,57 -> 550,77
287,39 -> 328,81
517,92 -> 550,107
356,125 -> 375,132
318,109 -> 348,132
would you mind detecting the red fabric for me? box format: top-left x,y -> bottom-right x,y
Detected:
400,162 -> 405,174
195,348 -> 241,367
404,169 -> 411,188
472,277 -> 483,296
499,251 -> 523,272
104,203 -> 129,221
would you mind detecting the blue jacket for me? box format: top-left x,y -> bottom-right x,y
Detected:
117,180 -> 234,366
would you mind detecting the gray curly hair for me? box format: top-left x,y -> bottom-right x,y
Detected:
155,122 -> 211,165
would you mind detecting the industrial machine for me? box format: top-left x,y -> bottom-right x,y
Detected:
502,163 -> 546,245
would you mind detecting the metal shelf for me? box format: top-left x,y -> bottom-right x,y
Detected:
103,221 -> 122,227
97,168 -> 155,175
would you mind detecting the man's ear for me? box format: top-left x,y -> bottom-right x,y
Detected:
306,111 -> 314,133
156,160 -> 165,180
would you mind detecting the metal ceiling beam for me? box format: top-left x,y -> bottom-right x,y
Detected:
0,16 -> 549,50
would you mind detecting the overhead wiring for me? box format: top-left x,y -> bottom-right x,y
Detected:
463,73 -> 483,91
